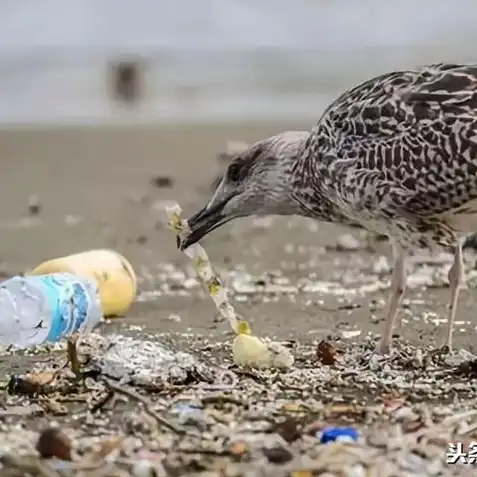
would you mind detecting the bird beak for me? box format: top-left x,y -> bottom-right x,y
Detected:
178,195 -> 234,251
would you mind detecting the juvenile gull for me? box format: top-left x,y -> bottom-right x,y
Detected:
179,63 -> 477,354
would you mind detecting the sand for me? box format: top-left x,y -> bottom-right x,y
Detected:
1,123 -> 476,351
2,124 -> 477,476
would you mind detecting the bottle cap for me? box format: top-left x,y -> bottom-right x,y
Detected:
318,426 -> 359,444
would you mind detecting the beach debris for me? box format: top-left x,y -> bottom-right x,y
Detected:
274,417 -> 302,443
0,273 -> 102,349
83,435 -> 123,463
35,427 -> 72,461
165,203 -> 238,333
67,335 -> 82,380
232,319 -> 294,369
453,357 -> 477,378
166,203 -> 295,369
165,313 -> 181,322
89,333 -> 214,386
318,426 -> 360,443
0,336 -> 476,476
64,214 -> 82,227
32,249 -> 137,318
230,440 -> 249,454
340,330 -> 362,339
131,454 -> 166,477
335,233 -> 361,251
263,444 -> 294,464
27,194 -> 41,216
316,340 -> 338,366
3,195 -> 477,476
8,371 -> 56,396
463,232 -> 477,250
150,175 -> 174,188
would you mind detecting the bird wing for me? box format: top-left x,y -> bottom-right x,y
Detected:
314,63 -> 477,220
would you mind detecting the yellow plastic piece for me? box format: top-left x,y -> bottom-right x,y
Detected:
233,318 -> 294,369
31,249 -> 136,317
233,333 -> 270,368
236,320 -> 252,335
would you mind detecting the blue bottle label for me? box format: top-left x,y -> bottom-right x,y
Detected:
32,273 -> 93,343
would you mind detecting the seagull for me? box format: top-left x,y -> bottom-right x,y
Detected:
179,63 -> 477,354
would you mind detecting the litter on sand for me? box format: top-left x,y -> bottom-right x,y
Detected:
0,273 -> 102,349
166,203 -> 238,333
232,319 -> 294,369
2,335 -> 477,477
32,249 -> 137,317
165,202 -> 295,369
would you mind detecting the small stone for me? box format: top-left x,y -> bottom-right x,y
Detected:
28,194 -> 41,216
464,233 -> 477,250
341,330 -> 362,339
263,445 -> 293,464
335,233 -> 360,251
316,340 -> 338,366
132,460 -> 154,477
151,176 -> 174,188
64,214 -> 81,226
347,465 -> 366,477
136,235 -> 148,245
444,349 -> 477,367
392,406 -> 419,423
166,314 -> 181,322
229,441 -> 248,459
36,427 -> 72,461
372,256 -> 391,274
274,418 -> 302,443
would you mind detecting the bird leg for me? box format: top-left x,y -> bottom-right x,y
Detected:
377,251 -> 406,355
443,243 -> 464,352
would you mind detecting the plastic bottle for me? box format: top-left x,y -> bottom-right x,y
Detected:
30,249 -> 136,317
0,273 -> 102,349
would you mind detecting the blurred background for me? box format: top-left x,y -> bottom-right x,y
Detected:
1,0 -> 477,124
1,0 -> 477,270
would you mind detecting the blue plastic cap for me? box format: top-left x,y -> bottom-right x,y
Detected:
318,426 -> 359,444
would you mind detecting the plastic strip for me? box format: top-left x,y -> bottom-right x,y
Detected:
165,203 -> 238,333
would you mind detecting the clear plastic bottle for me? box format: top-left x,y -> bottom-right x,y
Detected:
0,273 -> 102,349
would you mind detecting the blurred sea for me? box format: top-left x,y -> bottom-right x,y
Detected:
1,0 -> 477,124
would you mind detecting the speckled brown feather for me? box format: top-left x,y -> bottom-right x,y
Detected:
295,63 -> 477,250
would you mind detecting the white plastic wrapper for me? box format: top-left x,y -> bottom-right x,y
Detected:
165,203 -> 238,333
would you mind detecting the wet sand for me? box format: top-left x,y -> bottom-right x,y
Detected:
1,123 -> 476,353
3,124 -> 477,477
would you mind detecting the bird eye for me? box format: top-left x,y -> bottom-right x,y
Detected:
227,163 -> 241,182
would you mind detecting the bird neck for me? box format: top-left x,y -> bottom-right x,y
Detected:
290,133 -> 353,225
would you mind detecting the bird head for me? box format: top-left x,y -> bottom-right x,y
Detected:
178,131 -> 308,250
